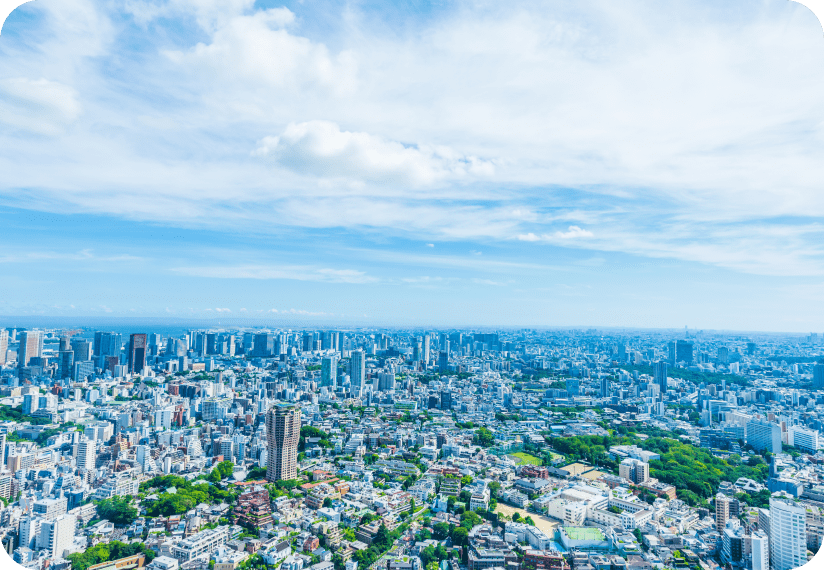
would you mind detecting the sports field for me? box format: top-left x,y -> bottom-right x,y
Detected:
511,452 -> 543,466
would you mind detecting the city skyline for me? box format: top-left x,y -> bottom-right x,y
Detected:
1,0 -> 824,330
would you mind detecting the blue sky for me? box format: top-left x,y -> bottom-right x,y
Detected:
1,0 -> 824,330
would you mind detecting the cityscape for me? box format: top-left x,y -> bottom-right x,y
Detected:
2,1 -> 824,570
0,325 -> 820,570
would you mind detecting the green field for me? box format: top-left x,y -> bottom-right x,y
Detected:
512,452 -> 543,466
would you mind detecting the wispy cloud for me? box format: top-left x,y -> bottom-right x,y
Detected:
170,264 -> 377,283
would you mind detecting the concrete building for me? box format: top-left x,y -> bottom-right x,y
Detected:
266,403 -> 300,481
770,496 -> 807,570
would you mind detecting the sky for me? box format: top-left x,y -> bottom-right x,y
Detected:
1,0 -> 824,331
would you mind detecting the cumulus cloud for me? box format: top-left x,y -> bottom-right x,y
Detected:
255,121 -> 494,186
164,8 -> 357,95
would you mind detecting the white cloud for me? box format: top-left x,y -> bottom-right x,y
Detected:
171,264 -> 377,283
2,0 -> 824,279
255,120 -> 494,186
0,78 -> 81,135
164,8 -> 357,95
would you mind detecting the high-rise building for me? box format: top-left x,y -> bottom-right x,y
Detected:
37,514 -> 76,559
600,376 -> 610,398
747,419 -> 782,454
770,496 -> 807,570
70,338 -> 92,362
716,493 -> 731,533
378,371 -> 395,392
814,364 -> 824,389
423,335 -> 431,365
321,356 -> 338,387
788,425 -> 819,453
253,333 -> 273,357
565,378 -> 580,396
350,350 -> 365,398
0,329 -> 8,365
128,333 -> 147,374
76,438 -> 96,472
57,350 -> 74,379
751,529 -> 769,570
438,350 -> 449,373
94,331 -> 122,357
18,330 -> 43,367
440,390 -> 452,411
675,340 -> 694,364
654,361 -> 668,394
265,403 -> 300,482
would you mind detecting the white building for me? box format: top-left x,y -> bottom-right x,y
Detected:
36,514 -> 76,559
770,496 -> 807,570
788,426 -> 818,454
752,529 -> 769,570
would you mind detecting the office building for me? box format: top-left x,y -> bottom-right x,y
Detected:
814,364 -> 824,389
128,333 -> 147,374
18,330 -> 43,367
266,403 -> 300,482
350,349 -> 365,398
0,329 -> 7,365
70,338 -> 93,362
57,350 -> 74,379
675,340 -> 694,364
770,496 -> 807,570
378,371 -> 395,392
94,331 -> 123,357
600,376 -> 610,398
654,361 -> 668,394
321,356 -> 337,387
441,390 -> 452,411
423,335 -> 431,365
253,333 -> 273,357
438,350 -> 449,372
747,419 -> 782,454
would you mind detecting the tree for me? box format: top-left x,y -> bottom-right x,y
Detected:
511,511 -> 521,522
217,461 -> 235,479
96,497 -> 138,526
524,516 -> 536,526
473,427 -> 495,448
323,498 -> 333,508
451,526 -> 469,546
433,522 -> 450,540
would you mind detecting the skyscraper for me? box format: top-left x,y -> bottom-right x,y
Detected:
654,361 -> 668,394
266,403 -> 300,482
770,496 -> 807,570
70,338 -> 92,362
350,349 -> 365,397
423,334 -> 431,365
76,438 -> 96,472
17,330 -> 43,367
94,331 -> 122,357
0,329 -> 7,365
438,350 -> 449,373
37,514 -> 76,559
675,340 -> 694,364
600,376 -> 610,398
128,333 -> 147,374
57,350 -> 75,379
321,356 -> 338,387
814,364 -> 824,389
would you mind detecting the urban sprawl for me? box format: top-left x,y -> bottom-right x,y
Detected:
0,327 -> 822,570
